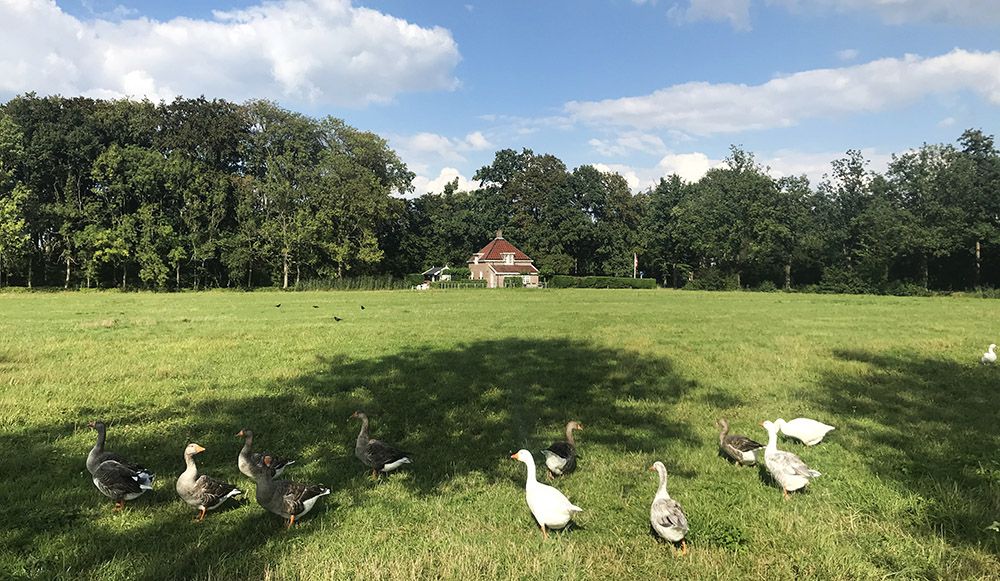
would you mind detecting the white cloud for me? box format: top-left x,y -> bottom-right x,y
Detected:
588,132 -> 667,157
937,116 -> 957,128
410,167 -> 480,197
0,0 -> 460,106
668,0 -> 752,30
393,130 -> 493,163
836,48 -> 859,61
769,0 -> 1000,26
565,49 -> 1000,135
762,148 -> 892,185
589,151 -> 723,191
668,0 -> 1000,28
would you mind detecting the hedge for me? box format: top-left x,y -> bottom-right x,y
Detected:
548,275 -> 657,289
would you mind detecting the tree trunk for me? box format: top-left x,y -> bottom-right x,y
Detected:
282,252 -> 289,289
175,263 -> 180,288
122,265 -> 126,289
247,267 -> 253,288
735,271 -> 741,289
65,257 -> 71,289
784,261 -> 792,290
295,262 -> 300,288
921,254 -> 929,290
975,240 -> 982,287
27,260 -> 32,289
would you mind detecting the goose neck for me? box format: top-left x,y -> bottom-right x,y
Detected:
522,459 -> 537,487
565,424 -> 576,445
182,453 -> 198,478
765,428 -> 778,453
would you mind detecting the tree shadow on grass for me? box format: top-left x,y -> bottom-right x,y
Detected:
0,337 -> 696,579
810,349 -> 999,551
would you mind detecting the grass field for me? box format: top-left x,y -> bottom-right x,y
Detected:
1,289 -> 998,580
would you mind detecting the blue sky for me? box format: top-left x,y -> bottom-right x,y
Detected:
2,0 -> 999,193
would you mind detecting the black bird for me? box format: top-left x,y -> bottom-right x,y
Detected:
312,305 -> 319,309
333,316 -> 343,322
275,304 -> 281,308
351,411 -> 411,478
360,305 -> 365,310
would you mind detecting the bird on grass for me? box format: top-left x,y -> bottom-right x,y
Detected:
237,429 -> 294,479
351,411 -> 412,478
176,443 -> 242,521
649,461 -> 689,554
761,420 -> 821,499
254,456 -> 330,528
540,421 -> 583,478
360,305 -> 365,310
333,316 -> 343,322
982,344 -> 997,365
716,418 -> 763,466
274,304 -> 281,308
775,417 -> 835,446
86,421 -> 155,510
511,449 -> 583,539
312,305 -> 319,309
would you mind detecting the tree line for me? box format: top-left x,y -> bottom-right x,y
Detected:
0,94 -> 997,292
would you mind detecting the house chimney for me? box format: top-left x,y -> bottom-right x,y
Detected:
496,229 -> 503,239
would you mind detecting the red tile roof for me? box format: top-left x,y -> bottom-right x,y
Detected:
490,263 -> 539,274
470,236 -> 532,262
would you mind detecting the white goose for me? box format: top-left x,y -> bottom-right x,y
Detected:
510,449 -> 582,538
775,417 -> 835,446
982,344 -> 997,365
761,421 -> 821,499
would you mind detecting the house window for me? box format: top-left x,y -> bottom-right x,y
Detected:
503,252 -> 514,265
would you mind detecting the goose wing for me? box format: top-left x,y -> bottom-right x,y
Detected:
771,450 -> 821,478
249,451 -> 294,474
193,475 -> 241,507
94,460 -> 147,496
365,439 -> 410,470
652,498 -> 688,530
95,451 -> 154,480
280,481 -> 331,515
725,434 -> 763,453
544,441 -> 574,459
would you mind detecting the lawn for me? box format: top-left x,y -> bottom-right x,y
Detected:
0,289 -> 998,580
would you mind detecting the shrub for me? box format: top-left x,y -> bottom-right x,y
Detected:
755,280 -> 778,293
431,279 -> 487,289
683,268 -> 739,291
548,275 -> 656,289
504,277 -> 524,288
296,276 -> 411,291
404,273 -> 425,287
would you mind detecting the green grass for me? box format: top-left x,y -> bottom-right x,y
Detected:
1,289 -> 998,580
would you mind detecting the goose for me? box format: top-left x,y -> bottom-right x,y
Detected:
510,449 -> 582,538
254,456 -> 330,528
775,417 -> 835,446
717,418 -> 763,466
761,420 -> 821,499
236,429 -> 294,479
86,420 -> 155,509
175,443 -> 242,521
351,412 -> 411,478
540,421 -> 583,478
983,344 -> 997,365
648,461 -> 689,554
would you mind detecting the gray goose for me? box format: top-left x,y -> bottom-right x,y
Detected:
253,456 -> 330,528
351,412 -> 411,478
86,420 -> 155,509
540,420 -> 583,478
176,443 -> 242,521
237,429 -> 294,478
649,461 -> 689,554
717,418 -> 763,466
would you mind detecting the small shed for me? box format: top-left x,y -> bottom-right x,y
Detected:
422,266 -> 452,282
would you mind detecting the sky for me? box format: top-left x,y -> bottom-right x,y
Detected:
1,0 -> 999,195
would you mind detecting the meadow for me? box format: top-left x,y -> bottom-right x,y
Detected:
0,288 -> 998,580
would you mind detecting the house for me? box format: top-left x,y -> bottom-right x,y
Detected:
422,266 -> 452,282
468,230 -> 540,288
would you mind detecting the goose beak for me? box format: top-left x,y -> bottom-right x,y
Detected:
236,430 -> 244,437
87,421 -> 96,429
510,453 -> 518,460
648,465 -> 655,472
193,444 -> 206,453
